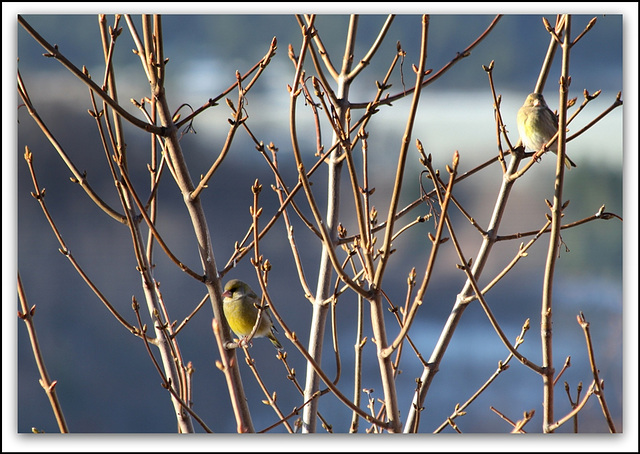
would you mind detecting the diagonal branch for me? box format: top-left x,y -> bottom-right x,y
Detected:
18,15 -> 165,136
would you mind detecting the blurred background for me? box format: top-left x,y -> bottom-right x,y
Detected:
7,7 -> 634,446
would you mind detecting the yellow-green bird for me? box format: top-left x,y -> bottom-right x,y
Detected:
517,92 -> 577,169
222,279 -> 282,350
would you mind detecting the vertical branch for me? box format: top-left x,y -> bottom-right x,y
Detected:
341,111 -> 375,280
541,13 -> 571,433
534,15 -> 564,94
98,15 -> 127,168
211,319 -> 250,432
145,92 -> 160,263
349,291 -> 366,433
101,15 -> 194,434
131,15 -> 253,433
301,14 -> 357,434
367,15 -> 430,434
372,15 -> 429,287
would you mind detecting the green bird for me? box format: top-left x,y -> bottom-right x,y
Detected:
222,279 -> 282,350
517,92 -> 577,169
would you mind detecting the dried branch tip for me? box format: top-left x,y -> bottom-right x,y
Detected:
482,60 -> 495,72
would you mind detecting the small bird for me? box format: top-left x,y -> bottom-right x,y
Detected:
222,279 -> 282,349
517,92 -> 576,169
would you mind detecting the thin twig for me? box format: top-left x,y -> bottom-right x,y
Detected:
381,147 -> 456,359
239,347 -> 294,433
577,312 -> 617,432
434,319 -> 530,433
347,15 -> 395,81
115,150 -> 205,281
132,299 -> 211,433
350,15 -> 503,109
490,406 -> 525,433
17,273 -> 69,433
23,148 -> 139,335
553,356 -> 572,386
18,15 -> 165,135
17,71 -> 126,224
190,83 -> 245,200
511,410 -> 535,433
547,380 -> 597,432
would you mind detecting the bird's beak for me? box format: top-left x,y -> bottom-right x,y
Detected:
222,290 -> 231,298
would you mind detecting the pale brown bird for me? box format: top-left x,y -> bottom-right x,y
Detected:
517,92 -> 576,168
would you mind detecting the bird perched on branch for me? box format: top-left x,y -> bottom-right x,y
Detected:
222,279 -> 283,350
517,92 -> 577,169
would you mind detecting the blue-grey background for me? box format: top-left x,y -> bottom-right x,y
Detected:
13,13 -> 625,438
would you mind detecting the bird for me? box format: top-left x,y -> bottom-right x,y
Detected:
516,92 -> 576,169
222,279 -> 283,350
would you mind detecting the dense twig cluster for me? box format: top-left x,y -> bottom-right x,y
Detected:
17,13 -> 621,434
